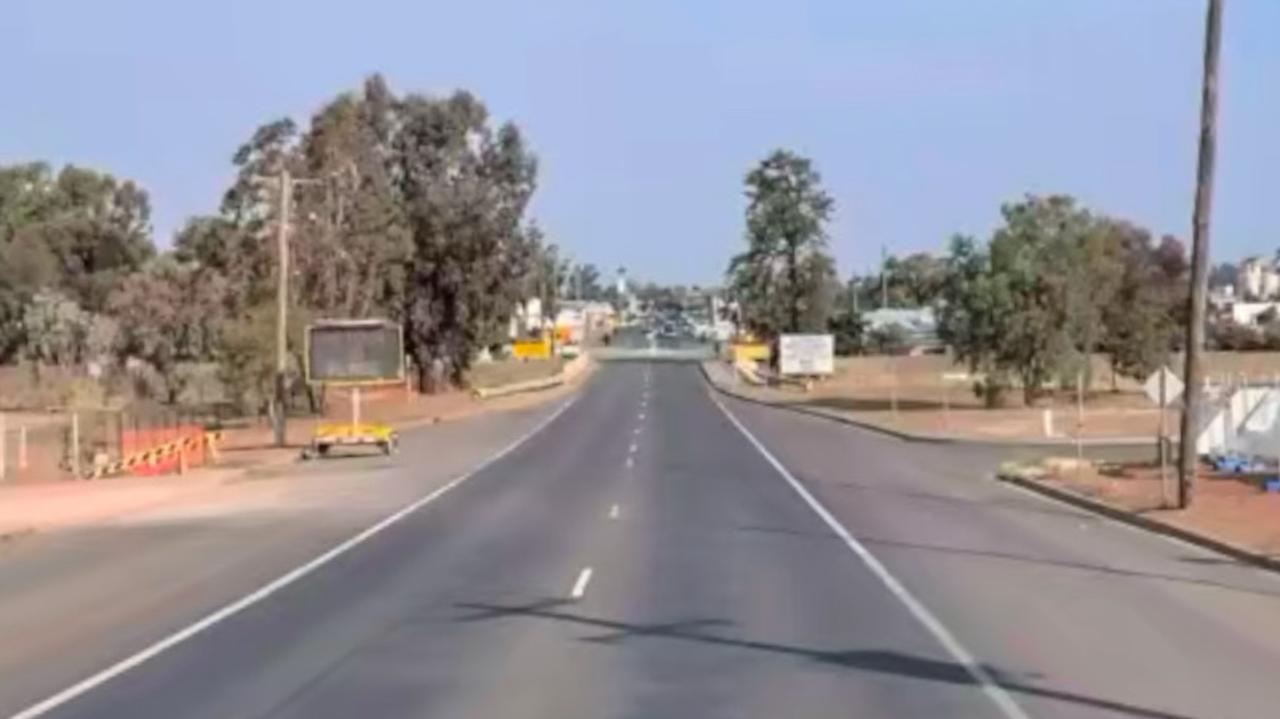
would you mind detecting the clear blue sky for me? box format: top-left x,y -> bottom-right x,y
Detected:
3,1 -> 1277,284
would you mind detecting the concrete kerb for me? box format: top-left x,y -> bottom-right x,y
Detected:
700,361 -> 950,444
995,464 -> 1280,575
698,360 -> 1157,457
701,359 -> 1280,576
471,355 -> 593,400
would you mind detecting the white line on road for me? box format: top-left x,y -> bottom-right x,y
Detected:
609,504 -> 620,519
633,426 -> 642,436
626,457 -> 634,468
629,442 -> 638,453
711,395 -> 1030,719
639,412 -> 646,421
10,397 -> 581,719
571,567 -> 594,599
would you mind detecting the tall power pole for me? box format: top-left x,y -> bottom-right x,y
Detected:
880,246 -> 889,309
255,168 -> 319,447
273,170 -> 293,448
1177,0 -> 1224,509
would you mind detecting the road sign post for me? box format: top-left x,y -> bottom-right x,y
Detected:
303,319 -> 405,459
1144,366 -> 1185,507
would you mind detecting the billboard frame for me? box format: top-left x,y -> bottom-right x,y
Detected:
304,318 -> 406,388
778,333 -> 835,377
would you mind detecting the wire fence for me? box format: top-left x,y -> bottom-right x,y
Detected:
0,403 -> 238,483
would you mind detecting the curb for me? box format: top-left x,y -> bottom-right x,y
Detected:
473,374 -> 565,399
699,361 -> 951,444
996,469 -> 1280,574
699,361 -> 1154,451
472,356 -> 593,400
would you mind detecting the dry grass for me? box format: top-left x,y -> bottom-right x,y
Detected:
466,358 -> 565,389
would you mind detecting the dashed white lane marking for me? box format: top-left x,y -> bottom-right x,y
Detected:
629,442 -> 638,453
633,426 -> 642,436
609,504 -> 620,519
639,412 -> 646,421
571,567 -> 594,599
711,395 -> 1029,719
626,457 -> 634,468
10,397 -> 582,719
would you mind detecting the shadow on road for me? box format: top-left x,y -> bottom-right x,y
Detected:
732,525 -> 1280,600
821,478 -> 1088,520
452,599 -> 1195,719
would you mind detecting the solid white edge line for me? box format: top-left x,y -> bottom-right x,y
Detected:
9,396 -> 580,719
571,567 -> 594,599
710,394 -> 1030,719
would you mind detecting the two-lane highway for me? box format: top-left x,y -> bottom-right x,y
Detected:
8,362 -> 1280,718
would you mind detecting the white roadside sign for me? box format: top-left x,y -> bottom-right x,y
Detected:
1143,366 -> 1184,407
779,334 -> 835,376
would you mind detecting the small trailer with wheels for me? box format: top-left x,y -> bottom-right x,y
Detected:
303,420 -> 398,459
301,318 -> 405,460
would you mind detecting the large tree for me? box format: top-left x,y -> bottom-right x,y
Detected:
0,162 -> 155,362
727,149 -> 837,337
1095,222 -> 1182,383
292,75 -> 411,319
569,263 -> 603,301
395,89 -> 539,389
183,76 -> 542,394
883,252 -> 948,308
940,194 -> 1187,405
107,258 -> 229,399
936,234 -> 1017,406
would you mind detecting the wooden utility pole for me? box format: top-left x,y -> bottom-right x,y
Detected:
254,168 -> 319,447
1177,0 -> 1224,509
880,246 -> 889,309
273,170 -> 293,447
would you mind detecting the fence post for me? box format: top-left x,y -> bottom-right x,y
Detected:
18,424 -> 27,471
70,412 -> 81,479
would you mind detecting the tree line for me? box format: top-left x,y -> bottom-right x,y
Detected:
0,75 -> 579,410
727,149 -> 1193,406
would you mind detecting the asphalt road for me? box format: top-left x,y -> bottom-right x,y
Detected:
7,362 -> 1280,718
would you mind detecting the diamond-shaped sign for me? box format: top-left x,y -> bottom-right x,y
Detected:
1143,366 -> 1184,407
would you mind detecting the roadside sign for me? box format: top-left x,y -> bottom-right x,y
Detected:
779,334 -> 834,376
305,319 -> 405,385
1143,366 -> 1184,407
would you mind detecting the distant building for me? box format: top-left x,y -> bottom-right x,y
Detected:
861,307 -> 941,353
1237,256 -> 1280,301
556,300 -> 617,343
1229,301 -> 1280,327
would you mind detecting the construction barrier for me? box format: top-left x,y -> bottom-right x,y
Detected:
512,336 -> 552,360
90,431 -> 223,479
732,343 -> 771,363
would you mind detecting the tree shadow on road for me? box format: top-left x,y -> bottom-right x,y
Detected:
452,599 -> 1195,719
820,479 -> 1088,521
733,525 -> 1280,600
